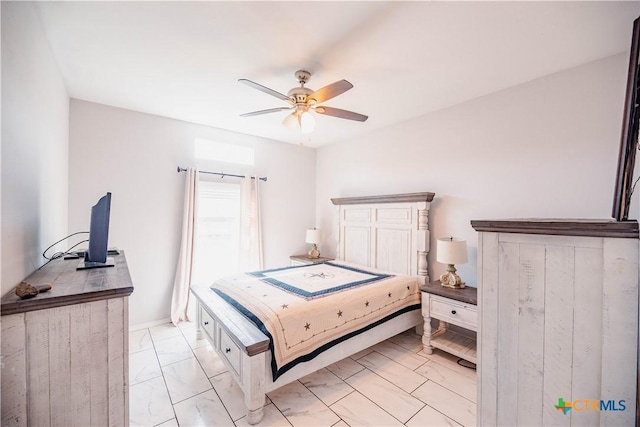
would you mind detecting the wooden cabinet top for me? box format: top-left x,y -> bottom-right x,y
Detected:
1,252 -> 133,316
289,255 -> 334,264
471,219 -> 639,238
420,281 -> 477,305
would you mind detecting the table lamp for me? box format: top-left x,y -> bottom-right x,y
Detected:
306,229 -> 321,259
437,237 -> 468,288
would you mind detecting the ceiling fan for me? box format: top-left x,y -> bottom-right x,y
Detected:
239,70 -> 368,134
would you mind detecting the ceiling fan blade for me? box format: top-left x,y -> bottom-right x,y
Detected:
309,80 -> 353,104
238,79 -> 291,101
315,106 -> 368,122
240,107 -> 292,117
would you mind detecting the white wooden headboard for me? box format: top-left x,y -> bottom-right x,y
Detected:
331,192 -> 434,284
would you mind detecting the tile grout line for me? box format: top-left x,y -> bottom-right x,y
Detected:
360,366 -> 427,422
147,328 -> 182,426
329,371 -> 417,426
403,395 -> 460,427
127,327 -> 179,426
149,327 -> 182,426
360,350 -> 429,395
298,371 -> 357,416
408,379 -> 476,426
177,325 -> 237,424
412,362 -> 477,405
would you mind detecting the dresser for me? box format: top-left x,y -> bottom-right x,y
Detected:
1,252 -> 134,427
471,219 -> 638,426
420,281 -> 477,364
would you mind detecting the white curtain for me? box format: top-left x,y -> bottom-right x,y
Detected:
239,176 -> 263,271
170,168 -> 199,325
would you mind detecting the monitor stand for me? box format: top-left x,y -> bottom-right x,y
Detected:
77,257 -> 116,270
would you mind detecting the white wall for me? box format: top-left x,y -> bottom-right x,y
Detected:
1,2 -> 69,296
316,53 -> 635,287
69,100 -> 316,326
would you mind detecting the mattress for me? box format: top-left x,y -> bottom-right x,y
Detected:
209,261 -> 421,380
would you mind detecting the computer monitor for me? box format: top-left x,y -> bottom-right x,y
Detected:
77,192 -> 115,270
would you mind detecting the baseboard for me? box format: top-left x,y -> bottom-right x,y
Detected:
130,317 -> 172,331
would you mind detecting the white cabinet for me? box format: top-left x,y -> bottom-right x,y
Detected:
472,219 -> 638,427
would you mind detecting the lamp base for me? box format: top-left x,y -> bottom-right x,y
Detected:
440,264 -> 465,289
308,244 -> 320,259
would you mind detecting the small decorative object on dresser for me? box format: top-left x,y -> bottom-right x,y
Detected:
420,281 -> 477,364
436,237 -> 468,288
289,254 -> 333,266
305,228 -> 321,258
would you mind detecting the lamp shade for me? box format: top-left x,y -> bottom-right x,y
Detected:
306,229 -> 321,244
437,237 -> 468,265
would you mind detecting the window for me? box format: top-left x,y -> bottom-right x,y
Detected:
191,180 -> 241,285
194,138 -> 254,166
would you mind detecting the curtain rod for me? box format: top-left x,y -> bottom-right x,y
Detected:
176,166 -> 267,182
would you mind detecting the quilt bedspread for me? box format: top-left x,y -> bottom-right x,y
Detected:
210,261 -> 421,380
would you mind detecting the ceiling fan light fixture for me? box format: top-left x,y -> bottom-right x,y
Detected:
241,69 -> 367,133
282,110 -> 315,134
282,112 -> 298,130
299,111 -> 315,134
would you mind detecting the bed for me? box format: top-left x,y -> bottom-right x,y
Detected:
191,192 -> 434,424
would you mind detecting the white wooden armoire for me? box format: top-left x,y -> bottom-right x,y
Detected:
471,219 -> 638,426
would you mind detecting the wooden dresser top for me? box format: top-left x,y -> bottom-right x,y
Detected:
471,219 -> 639,238
420,281 -> 477,305
1,252 -> 133,316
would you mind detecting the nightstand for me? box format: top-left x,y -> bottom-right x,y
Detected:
420,281 -> 477,364
289,254 -> 334,266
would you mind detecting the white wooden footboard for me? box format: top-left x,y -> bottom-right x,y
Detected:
192,284 -> 421,424
191,285 -> 269,424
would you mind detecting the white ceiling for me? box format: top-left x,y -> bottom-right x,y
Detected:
35,1 -> 639,148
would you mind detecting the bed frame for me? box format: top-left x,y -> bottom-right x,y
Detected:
191,192 -> 434,424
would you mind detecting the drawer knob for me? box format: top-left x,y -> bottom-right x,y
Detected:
204,321 -> 209,326
225,348 -> 231,353
451,310 -> 457,315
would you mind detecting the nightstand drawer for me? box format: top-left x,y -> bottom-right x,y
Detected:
430,296 -> 477,330
218,326 -> 241,376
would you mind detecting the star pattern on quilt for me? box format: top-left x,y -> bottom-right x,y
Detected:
209,266 -> 420,380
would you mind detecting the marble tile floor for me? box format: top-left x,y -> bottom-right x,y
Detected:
129,322 -> 477,427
